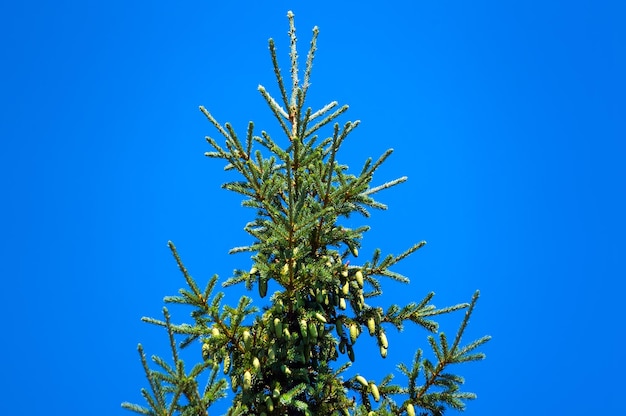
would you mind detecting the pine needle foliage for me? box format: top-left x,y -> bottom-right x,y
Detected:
123,11 -> 490,416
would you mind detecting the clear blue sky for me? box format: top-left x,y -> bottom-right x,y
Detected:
1,1 -> 624,415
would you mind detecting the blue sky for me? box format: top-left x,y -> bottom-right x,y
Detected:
1,1 -> 625,415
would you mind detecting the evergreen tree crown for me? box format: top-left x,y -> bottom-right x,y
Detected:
123,11 -> 490,416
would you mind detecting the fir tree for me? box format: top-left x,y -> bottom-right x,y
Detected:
122,11 -> 490,416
